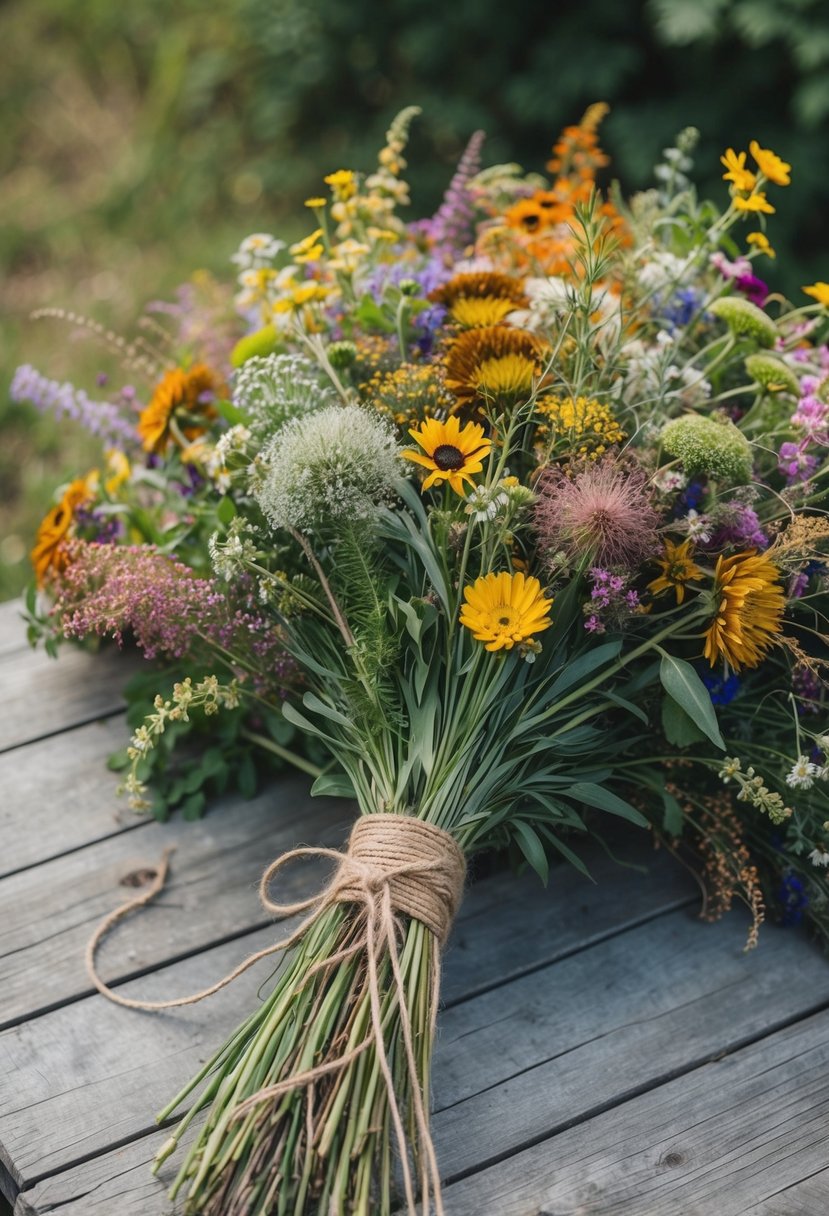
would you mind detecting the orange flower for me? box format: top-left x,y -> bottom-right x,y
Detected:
137,364 -> 220,454
31,475 -> 96,586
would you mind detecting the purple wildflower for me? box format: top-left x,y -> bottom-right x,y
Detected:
417,130 -> 486,260
734,272 -> 768,306
51,542 -> 295,698
778,440 -> 818,483
11,364 -> 137,445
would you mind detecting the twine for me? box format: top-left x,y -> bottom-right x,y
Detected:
86,814 -> 467,1216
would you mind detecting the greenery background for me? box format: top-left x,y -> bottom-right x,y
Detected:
2,0 -> 828,601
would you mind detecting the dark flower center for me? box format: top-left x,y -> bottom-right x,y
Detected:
433,444 -> 465,471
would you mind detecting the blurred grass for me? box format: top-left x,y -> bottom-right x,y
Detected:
3,0 -> 828,601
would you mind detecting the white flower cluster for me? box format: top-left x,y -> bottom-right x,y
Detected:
232,233 -> 286,270
209,518 -> 259,581
510,276 -> 621,346
255,404 -> 401,535
233,354 -> 337,442
637,251 -> 693,295
620,332 -> 711,409
205,424 -> 253,493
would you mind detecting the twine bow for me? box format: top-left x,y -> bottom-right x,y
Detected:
87,813 -> 466,1216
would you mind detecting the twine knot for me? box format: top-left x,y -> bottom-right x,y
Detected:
329,814 -> 466,944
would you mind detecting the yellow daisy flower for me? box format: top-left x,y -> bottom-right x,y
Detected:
290,230 -> 324,263
703,550 -> 785,672
31,473 -> 97,586
746,231 -> 775,259
720,148 -> 756,193
648,538 -> 704,605
324,169 -> 357,200
460,571 -> 553,651
749,140 -> 791,187
733,193 -> 775,215
803,282 -> 829,308
403,416 -> 492,495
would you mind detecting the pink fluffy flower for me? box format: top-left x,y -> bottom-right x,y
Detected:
534,458 -> 660,569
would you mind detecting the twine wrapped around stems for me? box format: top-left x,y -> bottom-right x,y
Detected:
87,813 -> 467,1215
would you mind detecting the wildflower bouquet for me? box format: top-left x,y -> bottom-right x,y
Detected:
22,104 -> 829,1213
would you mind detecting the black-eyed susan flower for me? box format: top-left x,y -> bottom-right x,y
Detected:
31,474 -> 97,586
460,570 -> 553,651
444,325 -> 549,408
403,416 -> 492,495
703,550 -> 785,671
137,365 -> 220,454
648,538 -> 704,605
429,272 -> 528,329
749,141 -> 791,187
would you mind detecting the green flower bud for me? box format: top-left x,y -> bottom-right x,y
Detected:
661,413 -> 754,484
710,296 -> 777,347
398,278 -> 421,297
744,353 -> 800,396
231,324 -> 282,368
327,340 -> 358,369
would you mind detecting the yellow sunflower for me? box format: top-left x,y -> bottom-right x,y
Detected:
703,550 -> 785,671
31,474 -> 97,586
137,364 -> 219,454
460,571 -> 553,651
429,272 -> 528,329
403,416 -> 492,495
444,325 -> 549,408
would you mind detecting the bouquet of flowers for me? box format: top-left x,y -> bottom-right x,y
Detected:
18,104 -> 829,1214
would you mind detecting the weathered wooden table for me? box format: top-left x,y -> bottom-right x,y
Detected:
1,597 -> 828,1215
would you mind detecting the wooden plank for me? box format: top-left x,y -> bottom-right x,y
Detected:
1,891 -> 824,1194
0,601 -> 28,659
0,779 -> 351,1029
13,975 -> 829,1216
430,913 -> 829,1180
0,643 -> 140,753
440,1008 -> 829,1216
0,808 -> 694,1029
0,716 -> 136,878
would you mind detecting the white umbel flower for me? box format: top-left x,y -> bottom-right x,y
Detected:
256,404 -> 401,534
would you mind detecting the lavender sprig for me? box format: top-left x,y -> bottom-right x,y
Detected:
10,364 -> 137,445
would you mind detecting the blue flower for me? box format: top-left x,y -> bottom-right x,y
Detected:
778,873 -> 808,926
699,668 -> 741,706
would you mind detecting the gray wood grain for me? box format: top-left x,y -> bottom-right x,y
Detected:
440,1008 -> 829,1216
1,895 -> 824,1194
430,912 -> 828,1178
0,601 -> 28,659
12,977 -> 829,1215
0,794 -> 694,1030
0,642 -> 139,753
0,777 -> 353,1029
0,716 -> 136,878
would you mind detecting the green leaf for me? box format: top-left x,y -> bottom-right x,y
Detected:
661,788 -> 685,836
107,748 -> 132,772
355,293 -> 396,333
544,832 -> 593,881
659,654 -> 725,750
567,781 -> 648,827
661,693 -> 707,747
181,791 -> 207,820
512,820 -> 549,885
546,640 -> 621,701
311,770 -> 357,799
237,752 -> 257,799
217,496 -> 237,525
216,397 -> 251,426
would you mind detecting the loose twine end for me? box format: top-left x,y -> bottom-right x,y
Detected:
86,815 -> 466,1215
